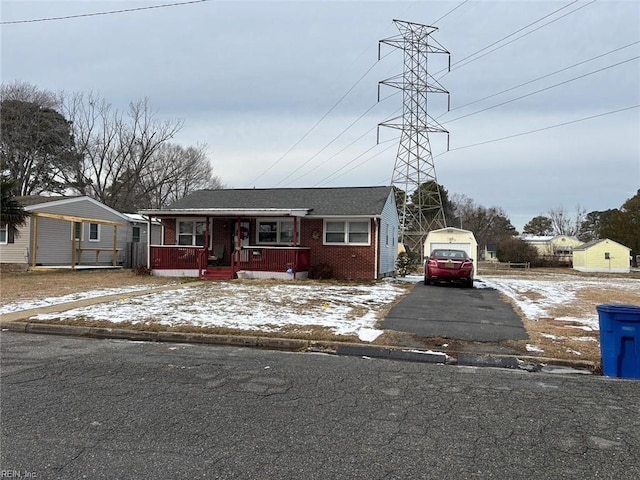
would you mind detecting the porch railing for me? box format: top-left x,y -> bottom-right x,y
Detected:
150,245 -> 201,270
150,245 -> 311,275
238,246 -> 310,273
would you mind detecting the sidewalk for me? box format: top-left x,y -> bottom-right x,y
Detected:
0,282 -> 208,323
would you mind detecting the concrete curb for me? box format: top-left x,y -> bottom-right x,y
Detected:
1,320 -> 597,374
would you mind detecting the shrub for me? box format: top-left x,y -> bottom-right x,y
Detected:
496,237 -> 539,264
396,250 -> 421,276
309,263 -> 334,280
132,264 -> 152,276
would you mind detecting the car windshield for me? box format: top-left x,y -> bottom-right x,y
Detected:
431,250 -> 466,259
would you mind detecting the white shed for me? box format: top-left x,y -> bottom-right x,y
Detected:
424,227 -> 479,266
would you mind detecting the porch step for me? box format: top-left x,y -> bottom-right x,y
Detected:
200,267 -> 234,281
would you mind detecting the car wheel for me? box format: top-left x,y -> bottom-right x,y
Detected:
424,277 -> 431,286
466,278 -> 474,288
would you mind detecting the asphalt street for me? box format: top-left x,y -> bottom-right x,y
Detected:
2,332 -> 639,479
381,280 -> 529,342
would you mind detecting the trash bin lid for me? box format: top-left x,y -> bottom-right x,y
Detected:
596,304 -> 640,314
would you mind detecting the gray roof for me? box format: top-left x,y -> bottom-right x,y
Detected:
16,195 -> 81,207
164,186 -> 393,217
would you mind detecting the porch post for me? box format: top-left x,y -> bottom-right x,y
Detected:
147,215 -> 152,269
233,217 -> 241,276
293,216 -> 298,279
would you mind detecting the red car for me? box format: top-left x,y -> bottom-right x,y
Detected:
424,249 -> 474,288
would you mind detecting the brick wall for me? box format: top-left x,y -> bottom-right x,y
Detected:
162,218 -> 176,244
300,219 -> 377,281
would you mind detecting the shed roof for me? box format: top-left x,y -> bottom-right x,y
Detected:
573,238 -> 631,251
144,186 -> 394,217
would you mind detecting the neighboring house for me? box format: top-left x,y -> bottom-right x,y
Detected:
139,186 -> 399,281
573,239 -> 632,273
121,213 -> 162,268
423,227 -> 479,271
479,243 -> 498,262
521,235 -> 583,265
0,196 -> 150,271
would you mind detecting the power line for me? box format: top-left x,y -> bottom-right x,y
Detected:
314,136 -> 399,187
364,105 -> 640,186
436,1 -> 594,78
442,41 -> 640,115
0,0 -> 209,25
248,51 -> 394,186
276,92 -> 401,187
431,0 -> 470,25
445,104 -> 640,153
442,56 -> 640,125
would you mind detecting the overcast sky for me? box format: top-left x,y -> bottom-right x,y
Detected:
2,0 -> 639,230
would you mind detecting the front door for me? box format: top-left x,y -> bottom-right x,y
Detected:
232,221 -> 250,263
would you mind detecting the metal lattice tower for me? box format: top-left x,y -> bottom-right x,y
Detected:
378,20 -> 450,255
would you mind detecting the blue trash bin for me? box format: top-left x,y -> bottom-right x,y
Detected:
597,304 -> 640,379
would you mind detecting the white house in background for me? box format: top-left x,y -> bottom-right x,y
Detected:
0,196 -> 156,271
572,239 -> 631,273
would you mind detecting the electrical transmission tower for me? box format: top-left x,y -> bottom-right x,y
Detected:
378,19 -> 450,256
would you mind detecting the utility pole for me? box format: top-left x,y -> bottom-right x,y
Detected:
378,19 -> 450,256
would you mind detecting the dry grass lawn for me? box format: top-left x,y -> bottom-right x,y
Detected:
0,269 -> 184,304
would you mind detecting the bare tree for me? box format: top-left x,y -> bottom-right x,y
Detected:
548,205 -> 586,236
141,143 -> 224,209
450,193 -> 517,247
63,94 -> 183,211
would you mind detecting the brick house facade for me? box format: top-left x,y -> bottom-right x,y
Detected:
142,186 -> 398,281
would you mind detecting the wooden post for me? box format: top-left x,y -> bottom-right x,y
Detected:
113,225 -> 118,266
71,222 -> 77,269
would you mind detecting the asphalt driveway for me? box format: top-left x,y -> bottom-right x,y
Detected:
381,279 -> 528,342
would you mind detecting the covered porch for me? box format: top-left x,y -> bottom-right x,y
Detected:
141,208 -> 311,281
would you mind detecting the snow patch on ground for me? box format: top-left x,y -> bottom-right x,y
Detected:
29,281 -> 408,342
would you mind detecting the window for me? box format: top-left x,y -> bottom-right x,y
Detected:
132,226 -> 141,243
177,220 -> 206,246
324,220 -> 370,245
257,219 -> 296,244
89,223 -> 100,242
72,222 -> 82,241
0,224 -> 7,244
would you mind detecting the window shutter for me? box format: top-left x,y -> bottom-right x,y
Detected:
8,227 -> 15,244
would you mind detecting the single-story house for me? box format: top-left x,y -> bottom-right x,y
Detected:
139,186 -> 399,281
521,235 -> 583,264
424,227 -> 479,265
479,243 -> 498,262
572,238 -> 632,273
0,196 -> 157,271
